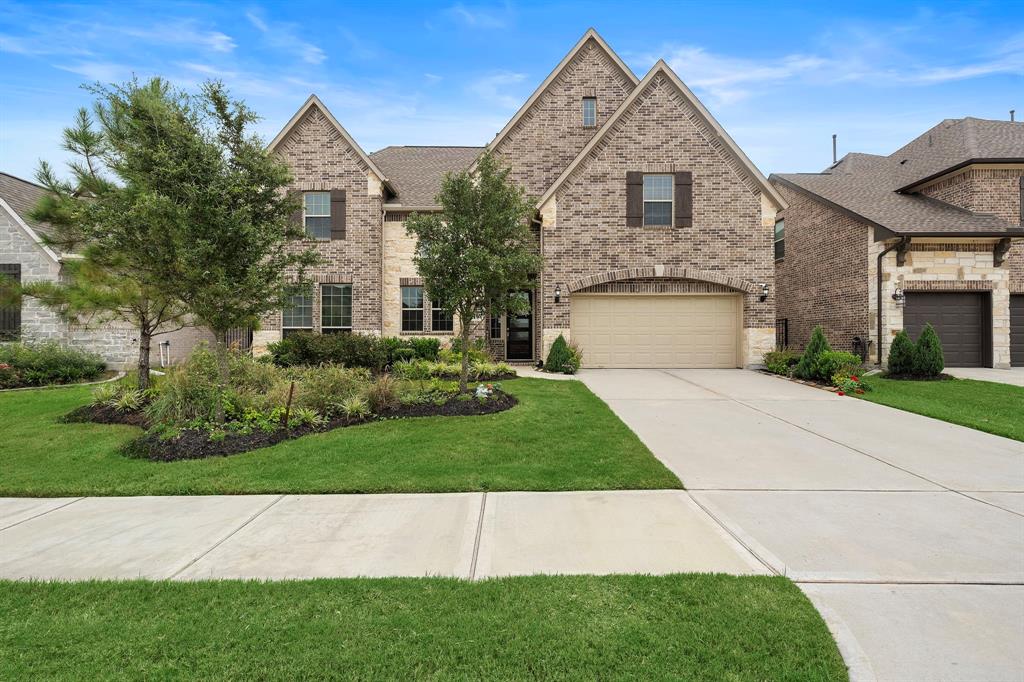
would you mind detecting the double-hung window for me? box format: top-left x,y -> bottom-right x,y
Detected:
321,284 -> 352,334
489,313 -> 502,339
303,192 -> 331,240
774,219 -> 785,261
401,286 -> 424,332
431,299 -> 453,332
282,292 -> 313,337
582,97 -> 597,127
642,175 -> 673,226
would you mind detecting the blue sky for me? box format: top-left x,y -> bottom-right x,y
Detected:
1,1 -> 1021,183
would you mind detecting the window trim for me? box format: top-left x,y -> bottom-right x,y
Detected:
774,218 -> 785,261
320,283 -> 352,333
303,191 -> 331,241
281,291 -> 314,336
642,174 -> 674,227
582,96 -> 597,127
401,285 -> 425,333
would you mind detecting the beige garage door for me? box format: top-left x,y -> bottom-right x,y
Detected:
571,294 -> 740,368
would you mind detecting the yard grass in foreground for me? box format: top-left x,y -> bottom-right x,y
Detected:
859,375 -> 1024,441
0,378 -> 681,496
0,574 -> 847,681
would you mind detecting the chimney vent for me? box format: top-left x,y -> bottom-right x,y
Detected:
1012,110 -> 1016,122
832,134 -> 837,164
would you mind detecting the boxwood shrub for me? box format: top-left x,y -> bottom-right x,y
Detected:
0,342 -> 106,388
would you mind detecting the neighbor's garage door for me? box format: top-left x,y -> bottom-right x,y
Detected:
1011,295 -> 1024,366
903,292 -> 989,367
570,294 -> 740,368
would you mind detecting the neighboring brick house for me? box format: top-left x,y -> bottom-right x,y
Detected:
770,118 -> 1024,368
0,172 -> 212,368
257,29 -> 784,368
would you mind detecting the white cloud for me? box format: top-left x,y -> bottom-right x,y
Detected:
424,73 -> 443,85
53,60 -> 135,83
245,9 -> 326,65
467,71 -> 527,108
445,3 -> 512,29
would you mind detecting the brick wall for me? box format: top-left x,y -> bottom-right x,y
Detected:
492,37 -> 635,200
256,103 -> 384,351
543,73 -> 776,364
774,185 -> 872,353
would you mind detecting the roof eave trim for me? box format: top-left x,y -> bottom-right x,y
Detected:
538,60 -> 787,210
267,94 -> 395,194
484,28 -> 639,158
0,196 -> 62,263
896,157 -> 1024,193
382,204 -> 441,212
770,175 -> 897,239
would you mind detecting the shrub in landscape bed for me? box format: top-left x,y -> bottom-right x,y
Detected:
887,329 -> 916,376
266,332 -> 387,371
814,351 -> 862,383
544,334 -> 581,374
392,358 -> 514,381
792,326 -> 831,380
0,342 -> 105,388
762,349 -> 801,375
912,323 -> 944,377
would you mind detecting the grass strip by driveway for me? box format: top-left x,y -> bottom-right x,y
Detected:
0,575 -> 847,681
859,375 -> 1024,442
0,377 -> 681,496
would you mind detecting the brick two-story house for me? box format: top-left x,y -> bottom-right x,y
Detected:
255,29 -> 783,369
770,118 -> 1023,368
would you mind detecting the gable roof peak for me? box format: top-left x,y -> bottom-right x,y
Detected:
268,94 -> 393,191
484,28 -> 639,154
537,59 -> 786,209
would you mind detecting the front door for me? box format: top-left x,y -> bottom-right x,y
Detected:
506,291 -> 533,360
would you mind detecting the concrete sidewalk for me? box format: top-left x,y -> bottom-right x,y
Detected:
946,366 -> 1024,386
0,490 -> 765,581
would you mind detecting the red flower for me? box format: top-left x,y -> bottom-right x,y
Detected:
837,391 -> 845,396
850,376 -> 859,382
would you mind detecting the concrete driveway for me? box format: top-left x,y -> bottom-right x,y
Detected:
946,366 -> 1024,387
579,368 -> 1024,682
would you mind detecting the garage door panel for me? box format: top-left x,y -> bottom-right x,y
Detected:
570,294 -> 739,369
1011,296 -> 1024,367
904,292 -> 988,368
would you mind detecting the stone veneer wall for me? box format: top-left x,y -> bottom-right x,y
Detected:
491,37 -> 635,200
540,73 -> 776,366
869,239 -> 1011,367
254,104 -> 385,355
774,185 -> 872,353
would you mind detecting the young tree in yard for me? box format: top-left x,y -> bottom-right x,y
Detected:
105,80 -> 319,423
405,152 -> 541,392
28,105 -> 188,390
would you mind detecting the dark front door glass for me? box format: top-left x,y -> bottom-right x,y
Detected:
506,291 -> 533,360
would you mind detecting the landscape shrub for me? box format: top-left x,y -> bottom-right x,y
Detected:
364,374 -> 400,413
544,334 -> 580,374
912,323 -> 945,377
391,358 -> 514,381
887,330 -> 915,376
441,337 -> 492,363
814,351 -> 862,383
382,336 -> 441,365
793,326 -> 832,380
762,349 -> 801,375
392,348 -> 417,363
0,342 -> 105,388
291,365 -> 371,418
266,332 -> 387,371
408,337 -> 441,361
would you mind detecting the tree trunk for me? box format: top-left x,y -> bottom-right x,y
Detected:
136,329 -> 152,391
459,314 -> 471,394
213,329 -> 230,424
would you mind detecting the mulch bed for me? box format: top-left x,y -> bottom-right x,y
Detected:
63,403 -> 151,428
114,390 -> 518,462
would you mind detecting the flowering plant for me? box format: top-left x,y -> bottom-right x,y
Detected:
832,372 -> 869,396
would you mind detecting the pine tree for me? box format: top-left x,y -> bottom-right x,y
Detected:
794,325 -> 831,380
912,323 -> 944,377
887,329 -> 915,376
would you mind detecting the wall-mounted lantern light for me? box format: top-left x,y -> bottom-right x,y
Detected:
892,287 -> 904,303
759,283 -> 769,302
554,285 -> 562,303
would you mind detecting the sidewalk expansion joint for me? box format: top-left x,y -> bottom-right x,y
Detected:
167,494 -> 285,580
0,497 -> 85,533
469,492 -> 487,581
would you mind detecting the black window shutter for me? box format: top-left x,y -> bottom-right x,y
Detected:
674,171 -> 693,228
0,264 -> 21,341
330,189 -> 346,240
626,172 -> 643,227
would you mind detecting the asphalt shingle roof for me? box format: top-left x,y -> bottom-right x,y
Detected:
771,118 -> 1024,237
0,171 -> 55,239
369,146 -> 483,207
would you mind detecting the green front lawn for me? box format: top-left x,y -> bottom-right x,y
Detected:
0,575 -> 847,681
0,378 -> 680,496
859,375 -> 1024,441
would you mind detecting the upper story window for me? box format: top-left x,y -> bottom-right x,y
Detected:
321,284 -> 352,334
774,219 -> 785,261
303,192 -> 331,240
282,292 -> 313,338
582,97 -> 597,127
643,175 -> 673,226
401,285 -> 424,332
